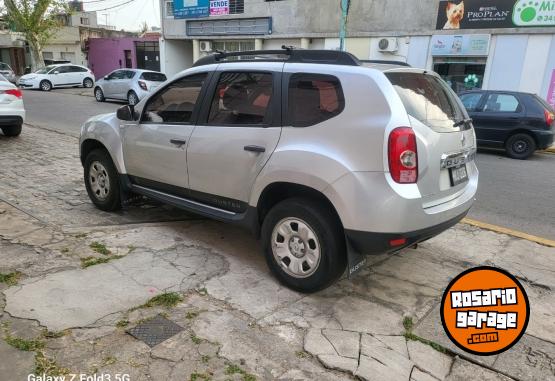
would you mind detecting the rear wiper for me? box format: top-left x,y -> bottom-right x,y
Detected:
453,118 -> 472,127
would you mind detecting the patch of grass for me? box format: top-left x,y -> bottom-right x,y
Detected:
201,355 -> 210,363
34,351 -> 70,376
190,334 -> 202,345
116,320 -> 129,328
143,292 -> 183,308
80,255 -> 124,268
4,335 -> 44,351
190,372 -> 212,381
402,316 -> 448,354
225,364 -> 256,381
42,329 -> 67,339
0,271 -> 21,286
89,241 -> 111,255
296,351 -> 311,359
186,311 -> 199,320
103,356 -> 117,365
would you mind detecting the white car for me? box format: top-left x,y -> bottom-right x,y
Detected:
0,74 -> 25,137
94,69 -> 167,105
18,63 -> 95,91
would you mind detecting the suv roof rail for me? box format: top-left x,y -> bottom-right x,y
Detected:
193,46 -> 361,67
360,59 -> 411,67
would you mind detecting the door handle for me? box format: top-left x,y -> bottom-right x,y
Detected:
244,145 -> 266,153
170,139 -> 186,146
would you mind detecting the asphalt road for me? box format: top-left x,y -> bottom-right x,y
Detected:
21,88 -> 555,240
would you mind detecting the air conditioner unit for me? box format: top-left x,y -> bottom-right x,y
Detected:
199,41 -> 212,52
378,38 -> 398,52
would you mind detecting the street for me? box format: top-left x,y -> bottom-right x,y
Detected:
22,88 -> 555,241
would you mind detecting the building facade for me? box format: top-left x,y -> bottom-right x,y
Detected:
0,21 -> 28,75
159,0 -> 555,106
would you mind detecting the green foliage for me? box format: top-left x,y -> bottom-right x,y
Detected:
81,255 -> 124,268
0,271 -> 21,286
90,241 -> 111,255
225,364 -> 256,381
143,292 -> 183,308
4,335 -> 44,351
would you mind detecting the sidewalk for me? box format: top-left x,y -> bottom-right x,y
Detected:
1,125 -> 554,381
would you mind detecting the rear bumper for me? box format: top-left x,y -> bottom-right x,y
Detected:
535,130 -> 554,150
0,115 -> 23,126
345,210 -> 468,255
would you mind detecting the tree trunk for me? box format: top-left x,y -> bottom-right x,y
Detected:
28,38 -> 45,71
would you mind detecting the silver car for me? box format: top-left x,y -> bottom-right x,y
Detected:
80,49 -> 478,292
0,62 -> 17,83
94,69 -> 167,105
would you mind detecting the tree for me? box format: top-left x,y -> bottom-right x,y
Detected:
3,0 -> 69,70
139,20 -> 148,35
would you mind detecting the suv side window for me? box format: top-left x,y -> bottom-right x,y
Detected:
207,72 -> 273,126
142,73 -> 207,124
460,93 -> 483,112
483,93 -> 521,113
287,73 -> 345,127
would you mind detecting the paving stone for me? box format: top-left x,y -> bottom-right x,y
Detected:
318,354 -> 358,373
407,340 -> 453,380
0,340 -> 36,381
304,328 -> 336,356
446,357 -> 514,381
322,329 -> 360,359
356,333 -> 414,381
411,367 -> 440,381
333,296 -> 404,335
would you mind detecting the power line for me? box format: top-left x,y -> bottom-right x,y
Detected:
86,0 -> 137,12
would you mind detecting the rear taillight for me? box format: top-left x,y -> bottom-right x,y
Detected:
545,109 -> 554,127
138,81 -> 147,91
388,127 -> 418,184
3,88 -> 22,98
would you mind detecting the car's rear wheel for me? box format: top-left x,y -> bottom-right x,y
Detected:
83,78 -> 94,88
261,198 -> 346,293
94,87 -> 105,102
1,124 -> 22,137
506,133 -> 536,160
84,149 -> 121,211
127,91 -> 139,106
39,80 -> 52,91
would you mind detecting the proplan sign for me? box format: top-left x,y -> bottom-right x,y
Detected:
431,34 -> 491,56
436,0 -> 555,30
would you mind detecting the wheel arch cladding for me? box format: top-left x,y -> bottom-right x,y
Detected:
80,139 -> 122,174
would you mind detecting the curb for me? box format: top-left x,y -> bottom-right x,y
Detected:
461,218 -> 555,248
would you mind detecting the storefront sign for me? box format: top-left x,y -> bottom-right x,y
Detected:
547,70 -> 555,108
436,0 -> 555,29
431,34 -> 491,56
174,0 -> 209,19
210,0 -> 229,15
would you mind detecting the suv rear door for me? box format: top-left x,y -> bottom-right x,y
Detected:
122,72 -> 209,191
185,63 -> 282,212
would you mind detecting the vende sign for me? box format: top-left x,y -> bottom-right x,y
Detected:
210,0 -> 229,15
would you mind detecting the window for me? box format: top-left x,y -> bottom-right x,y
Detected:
287,73 -> 344,127
460,93 -> 483,112
54,66 -> 71,73
229,0 -> 244,14
107,70 -> 125,80
68,66 -> 88,72
140,72 -> 167,82
42,52 -> 53,60
143,73 -> 207,124
80,17 -> 90,25
208,72 -> 273,126
165,1 -> 174,17
483,94 -> 521,113
121,70 -> 136,79
212,40 -> 254,55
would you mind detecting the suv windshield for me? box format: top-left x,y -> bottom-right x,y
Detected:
141,72 -> 167,82
386,72 -> 466,133
36,65 -> 57,74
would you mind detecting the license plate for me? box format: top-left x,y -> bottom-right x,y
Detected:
449,165 -> 468,186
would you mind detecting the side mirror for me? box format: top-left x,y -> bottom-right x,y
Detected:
116,105 -> 135,121
53,71 -> 59,74
104,76 -> 109,80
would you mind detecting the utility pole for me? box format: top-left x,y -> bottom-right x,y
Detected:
339,0 -> 350,51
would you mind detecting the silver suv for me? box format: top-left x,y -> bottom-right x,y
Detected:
80,49 -> 478,292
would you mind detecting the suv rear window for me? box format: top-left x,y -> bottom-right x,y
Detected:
288,73 -> 345,127
386,72 -> 466,132
141,72 -> 167,82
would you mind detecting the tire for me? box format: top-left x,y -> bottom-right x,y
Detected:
261,198 -> 347,293
94,87 -> 105,102
1,124 -> 22,137
39,80 -> 52,91
505,133 -> 536,160
83,78 -> 94,88
84,149 -> 122,211
127,91 -> 139,106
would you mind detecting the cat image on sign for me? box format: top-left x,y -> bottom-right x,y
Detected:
444,1 -> 465,29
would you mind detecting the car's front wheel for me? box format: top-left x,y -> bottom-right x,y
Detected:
506,133 -> 536,160
1,124 -> 22,137
39,80 -> 52,91
83,78 -> 94,88
261,198 -> 347,293
94,87 -> 105,102
84,149 -> 122,211
127,91 -> 139,106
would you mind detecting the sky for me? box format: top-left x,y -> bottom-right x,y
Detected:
82,0 -> 161,32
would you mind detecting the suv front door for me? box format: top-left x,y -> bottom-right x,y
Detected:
122,72 -> 209,191
186,64 -> 282,212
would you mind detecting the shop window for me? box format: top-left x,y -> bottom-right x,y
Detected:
433,57 -> 486,94
165,1 -> 174,17
229,0 -> 244,14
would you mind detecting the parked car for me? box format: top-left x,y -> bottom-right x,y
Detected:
0,62 -> 17,83
93,69 -> 167,105
43,59 -> 70,66
459,90 -> 555,159
0,73 -> 25,137
79,49 -> 478,292
18,64 -> 95,91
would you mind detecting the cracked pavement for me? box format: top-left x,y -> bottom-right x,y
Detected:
0,125 -> 554,381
